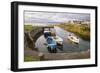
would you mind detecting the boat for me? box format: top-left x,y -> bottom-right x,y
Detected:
46,36 -> 57,52
44,27 -> 63,46
44,30 -> 51,38
67,34 -> 79,44
52,36 -> 63,45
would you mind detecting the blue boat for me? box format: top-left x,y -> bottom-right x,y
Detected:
44,31 -> 51,38
46,37 -> 57,53
43,27 -> 63,53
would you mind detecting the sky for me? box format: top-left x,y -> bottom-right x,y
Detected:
24,11 -> 90,25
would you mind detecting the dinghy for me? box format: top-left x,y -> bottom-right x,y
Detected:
68,34 -> 79,44
52,36 -> 63,45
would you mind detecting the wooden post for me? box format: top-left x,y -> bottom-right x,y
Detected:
39,53 -> 44,61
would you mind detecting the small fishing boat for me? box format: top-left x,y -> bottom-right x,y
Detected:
68,34 -> 79,44
46,37 -> 57,52
44,30 -> 51,38
52,36 -> 63,45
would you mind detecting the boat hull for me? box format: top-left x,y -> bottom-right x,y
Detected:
67,36 -> 79,44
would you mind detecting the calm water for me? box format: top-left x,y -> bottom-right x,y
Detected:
35,26 -> 90,53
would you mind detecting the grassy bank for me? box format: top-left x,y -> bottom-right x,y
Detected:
24,25 -> 41,32
24,55 -> 40,62
24,25 -> 33,32
57,24 -> 90,40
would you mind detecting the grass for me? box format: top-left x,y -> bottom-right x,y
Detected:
24,55 -> 40,62
24,25 -> 42,32
24,25 -> 33,32
57,24 -> 90,40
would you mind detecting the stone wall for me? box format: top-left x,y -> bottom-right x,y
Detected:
24,28 -> 43,50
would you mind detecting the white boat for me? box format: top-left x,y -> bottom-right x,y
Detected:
68,35 -> 79,44
52,36 -> 63,45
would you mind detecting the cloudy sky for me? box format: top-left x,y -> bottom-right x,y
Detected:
24,11 -> 90,24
